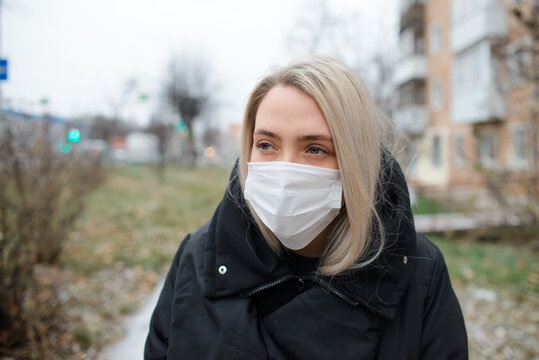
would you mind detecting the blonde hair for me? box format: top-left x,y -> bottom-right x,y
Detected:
240,56 -> 392,276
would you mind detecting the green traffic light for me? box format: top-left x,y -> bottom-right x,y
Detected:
175,122 -> 187,133
59,142 -> 72,154
67,129 -> 81,143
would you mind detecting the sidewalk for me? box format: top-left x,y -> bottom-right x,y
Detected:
414,211 -> 524,234
98,281 -> 163,360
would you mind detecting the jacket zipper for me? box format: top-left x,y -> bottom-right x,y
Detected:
314,278 -> 360,306
241,275 -> 296,298
241,275 -> 360,307
297,276 -> 305,292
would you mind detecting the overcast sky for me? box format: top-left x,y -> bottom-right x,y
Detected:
1,0 -> 398,128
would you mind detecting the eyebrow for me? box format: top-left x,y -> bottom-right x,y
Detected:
253,129 -> 280,140
253,129 -> 333,142
300,134 -> 333,142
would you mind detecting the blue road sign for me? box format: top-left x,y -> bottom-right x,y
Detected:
0,59 -> 8,81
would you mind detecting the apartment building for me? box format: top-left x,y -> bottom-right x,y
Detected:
394,0 -> 537,198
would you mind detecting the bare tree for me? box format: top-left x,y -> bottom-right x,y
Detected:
490,0 -> 539,220
364,50 -> 398,119
164,55 -> 215,165
512,0 -> 539,205
87,115 -> 136,141
286,0 -> 397,117
286,0 -> 370,62
286,0 -> 343,56
103,78 -> 139,142
145,114 -> 173,178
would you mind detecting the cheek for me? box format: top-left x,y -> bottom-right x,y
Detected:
317,155 -> 339,170
328,157 -> 339,170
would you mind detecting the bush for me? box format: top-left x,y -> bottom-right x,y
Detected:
0,117 -> 104,358
412,193 -> 451,215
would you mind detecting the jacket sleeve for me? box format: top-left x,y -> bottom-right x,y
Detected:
420,242 -> 468,359
144,235 -> 191,360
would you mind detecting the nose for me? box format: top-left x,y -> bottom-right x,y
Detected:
280,150 -> 300,164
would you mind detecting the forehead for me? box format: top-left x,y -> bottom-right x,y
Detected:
255,85 -> 331,136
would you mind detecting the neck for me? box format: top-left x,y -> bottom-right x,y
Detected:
290,226 -> 330,258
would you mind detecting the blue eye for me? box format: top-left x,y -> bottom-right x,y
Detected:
258,142 -> 274,151
308,147 -> 323,155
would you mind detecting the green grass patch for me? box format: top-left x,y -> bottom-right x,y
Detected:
431,236 -> 538,297
412,193 -> 451,215
63,165 -> 231,275
73,323 -> 93,350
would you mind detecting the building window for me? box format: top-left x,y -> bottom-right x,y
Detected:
453,134 -> 465,168
400,28 -> 414,59
477,129 -> 498,167
400,28 -> 425,59
432,135 -> 442,167
429,23 -> 441,54
400,0 -> 426,14
453,0 -> 483,21
398,80 -> 425,107
454,44 -> 483,89
430,79 -> 442,110
417,85 -> 425,104
416,35 -> 425,55
512,127 -> 527,165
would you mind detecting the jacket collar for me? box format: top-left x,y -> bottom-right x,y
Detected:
202,155 -> 416,321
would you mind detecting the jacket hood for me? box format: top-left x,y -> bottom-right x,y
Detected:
200,153 -> 416,321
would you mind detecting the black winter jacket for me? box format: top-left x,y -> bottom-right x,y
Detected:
145,159 -> 468,359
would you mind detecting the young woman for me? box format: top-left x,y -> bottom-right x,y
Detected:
145,57 -> 468,359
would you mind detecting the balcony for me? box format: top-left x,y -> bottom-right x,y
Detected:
451,2 -> 507,53
393,55 -> 426,86
393,105 -> 427,135
400,1 -> 425,32
451,83 -> 506,124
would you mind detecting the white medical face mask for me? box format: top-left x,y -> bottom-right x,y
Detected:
244,161 -> 343,250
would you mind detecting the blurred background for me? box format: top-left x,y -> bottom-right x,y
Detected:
0,0 -> 537,359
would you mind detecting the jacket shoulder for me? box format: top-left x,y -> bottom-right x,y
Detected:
413,234 -> 469,358
175,221 -> 211,259
416,233 -> 445,258
411,233 -> 448,287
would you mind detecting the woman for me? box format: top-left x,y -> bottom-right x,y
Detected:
145,57 -> 468,359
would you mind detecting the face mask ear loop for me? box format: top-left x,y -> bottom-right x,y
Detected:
330,183 -> 343,209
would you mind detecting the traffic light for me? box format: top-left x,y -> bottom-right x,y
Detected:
175,121 -> 187,133
67,129 -> 81,143
59,142 -> 72,154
